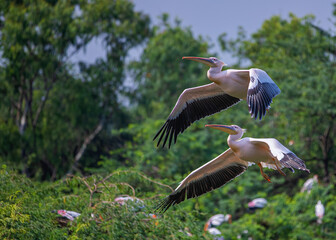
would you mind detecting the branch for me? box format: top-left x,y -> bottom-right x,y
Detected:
308,22 -> 333,38
19,98 -> 29,135
81,177 -> 96,207
99,170 -> 174,192
68,118 -> 105,174
319,126 -> 332,158
64,171 -> 173,210
33,86 -> 51,127
32,57 -> 64,128
75,120 -> 104,163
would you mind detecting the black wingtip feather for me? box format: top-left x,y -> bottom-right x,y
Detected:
161,123 -> 172,148
248,82 -> 281,120
154,94 -> 240,148
153,122 -> 165,141
155,122 -> 168,147
154,164 -> 247,212
280,152 -> 310,173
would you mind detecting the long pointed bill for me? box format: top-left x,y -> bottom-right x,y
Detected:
182,56 -> 217,67
205,124 -> 238,135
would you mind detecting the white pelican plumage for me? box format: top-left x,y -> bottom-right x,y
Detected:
204,214 -> 232,232
154,57 -> 281,148
301,174 -> 318,193
155,124 -> 309,212
315,200 -> 325,224
248,198 -> 268,210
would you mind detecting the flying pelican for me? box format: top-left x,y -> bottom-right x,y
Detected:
153,57 -> 281,148
155,124 -> 309,212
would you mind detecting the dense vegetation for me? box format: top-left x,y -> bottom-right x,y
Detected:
0,1 -> 335,239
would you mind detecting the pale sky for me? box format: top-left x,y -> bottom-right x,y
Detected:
72,0 -> 335,64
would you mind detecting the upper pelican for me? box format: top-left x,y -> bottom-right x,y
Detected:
154,57 -> 281,148
155,124 -> 309,213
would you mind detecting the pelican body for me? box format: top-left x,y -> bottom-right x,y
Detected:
315,200 -> 325,224
204,214 -> 232,232
154,57 -> 281,148
208,69 -> 249,100
155,124 -> 309,213
248,198 -> 267,210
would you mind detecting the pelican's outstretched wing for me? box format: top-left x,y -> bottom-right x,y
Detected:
154,83 -> 241,148
250,138 -> 310,173
155,149 -> 249,213
247,69 -> 281,120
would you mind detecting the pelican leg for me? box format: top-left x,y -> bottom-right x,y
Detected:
257,163 -> 271,182
272,157 -> 286,176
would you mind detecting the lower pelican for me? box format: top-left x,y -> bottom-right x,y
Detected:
155,124 -> 309,213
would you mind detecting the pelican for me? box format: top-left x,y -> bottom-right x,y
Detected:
301,174 -> 318,193
315,200 -> 325,224
248,198 -> 267,210
154,57 -> 281,148
155,124 -> 309,212
204,214 -> 232,232
55,210 -> 81,221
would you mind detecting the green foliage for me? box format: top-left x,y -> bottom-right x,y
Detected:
1,1 -> 336,239
0,0 -> 150,179
1,165 -> 335,239
220,186 -> 336,240
218,14 -> 336,182
0,165 -> 206,239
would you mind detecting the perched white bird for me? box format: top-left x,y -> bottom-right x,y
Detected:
204,214 -> 232,232
248,198 -> 268,210
154,56 -> 281,148
114,196 -> 145,210
207,228 -> 225,240
315,200 -> 325,224
301,175 -> 319,193
56,210 -> 81,221
155,124 -> 309,212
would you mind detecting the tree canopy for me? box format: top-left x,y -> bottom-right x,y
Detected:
0,0 -> 150,179
0,1 -> 335,239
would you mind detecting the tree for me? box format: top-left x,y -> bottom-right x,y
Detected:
0,0 -> 150,179
100,16 -> 224,180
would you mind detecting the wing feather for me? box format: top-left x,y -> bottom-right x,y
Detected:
247,69 -> 281,120
154,83 -> 241,148
250,138 -> 309,173
155,149 -> 249,213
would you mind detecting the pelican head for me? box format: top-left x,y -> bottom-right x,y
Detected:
182,56 -> 227,68
205,124 -> 246,136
